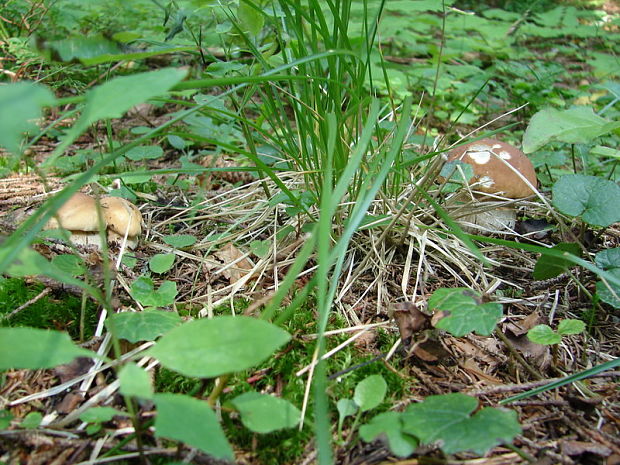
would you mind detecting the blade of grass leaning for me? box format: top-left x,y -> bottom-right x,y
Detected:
499,358 -> 620,404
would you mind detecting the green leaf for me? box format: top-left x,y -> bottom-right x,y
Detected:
527,325 -> 561,345
428,288 -> 503,337
439,160 -> 474,193
402,393 -> 521,455
68,68 -> 187,138
0,328 -> 94,370
0,82 -> 56,154
552,174 -> 620,227
557,319 -> 586,336
354,374 -> 387,412
154,393 -> 233,460
238,0 -> 265,35
249,240 -> 271,258
119,363 -> 154,400
106,310 -> 182,343
533,242 -> 581,280
147,316 -> 290,378
52,254 -> 86,277
130,276 -> 178,307
163,234 -> 197,248
337,398 -> 358,430
360,412 -> 418,458
80,407 -> 128,423
125,145 -> 164,161
0,410 -> 13,430
228,392 -> 301,433
594,248 -> 620,308
21,411 -> 42,429
523,107 -> 620,153
149,253 -> 176,274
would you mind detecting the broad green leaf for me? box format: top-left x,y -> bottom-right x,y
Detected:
0,82 -> 56,154
428,288 -> 503,337
552,174 -> 620,227
527,325 -> 561,345
130,276 -> 178,307
106,310 -> 182,343
0,328 -> 94,370
238,1 -> 265,35
596,269 -> 620,308
337,399 -> 358,430
249,240 -> 271,258
557,319 -> 586,336
360,412 -> 418,458
402,393 -> 521,455
21,412 -> 42,429
594,249 -> 620,308
39,35 -> 121,62
119,363 -> 154,400
533,243 -> 581,280
68,68 -> 187,137
149,253 -> 176,274
52,254 -> 86,277
228,392 -> 301,433
0,410 -> 13,430
523,107 -> 620,153
147,316 -> 291,378
154,393 -> 233,460
125,145 -> 164,161
163,235 -> 197,248
80,407 -> 128,423
354,374 -> 387,412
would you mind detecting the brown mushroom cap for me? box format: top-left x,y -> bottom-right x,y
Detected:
100,196 -> 142,238
45,193 -> 99,231
446,138 -> 537,198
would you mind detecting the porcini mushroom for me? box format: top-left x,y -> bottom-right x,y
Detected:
443,138 -> 537,232
45,192 -> 104,247
100,196 -> 143,249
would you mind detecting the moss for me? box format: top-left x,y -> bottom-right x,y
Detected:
0,278 -> 99,340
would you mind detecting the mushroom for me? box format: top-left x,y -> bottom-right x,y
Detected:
45,193 -> 105,247
100,196 -> 143,249
443,138 -> 537,233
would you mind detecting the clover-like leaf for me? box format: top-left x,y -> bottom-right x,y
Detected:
354,374 -> 387,413
557,319 -> 586,336
360,412 -> 418,458
428,288 -> 502,337
149,253 -> 176,274
155,393 -> 233,460
402,393 -> 521,455
0,328 -> 94,370
147,316 -> 291,378
106,310 -> 182,343
130,276 -> 178,307
552,174 -> 620,227
228,392 -> 301,433
527,324 -> 561,345
594,248 -> 620,309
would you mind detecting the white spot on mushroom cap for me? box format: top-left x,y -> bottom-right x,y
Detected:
499,150 -> 511,160
468,150 -> 491,164
478,175 -> 495,188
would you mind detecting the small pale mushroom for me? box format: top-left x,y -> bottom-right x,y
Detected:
45,193 -> 105,248
100,196 -> 143,249
443,138 -> 538,233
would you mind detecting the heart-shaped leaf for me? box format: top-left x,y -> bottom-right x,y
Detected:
228,392 -> 301,433
106,310 -> 182,343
